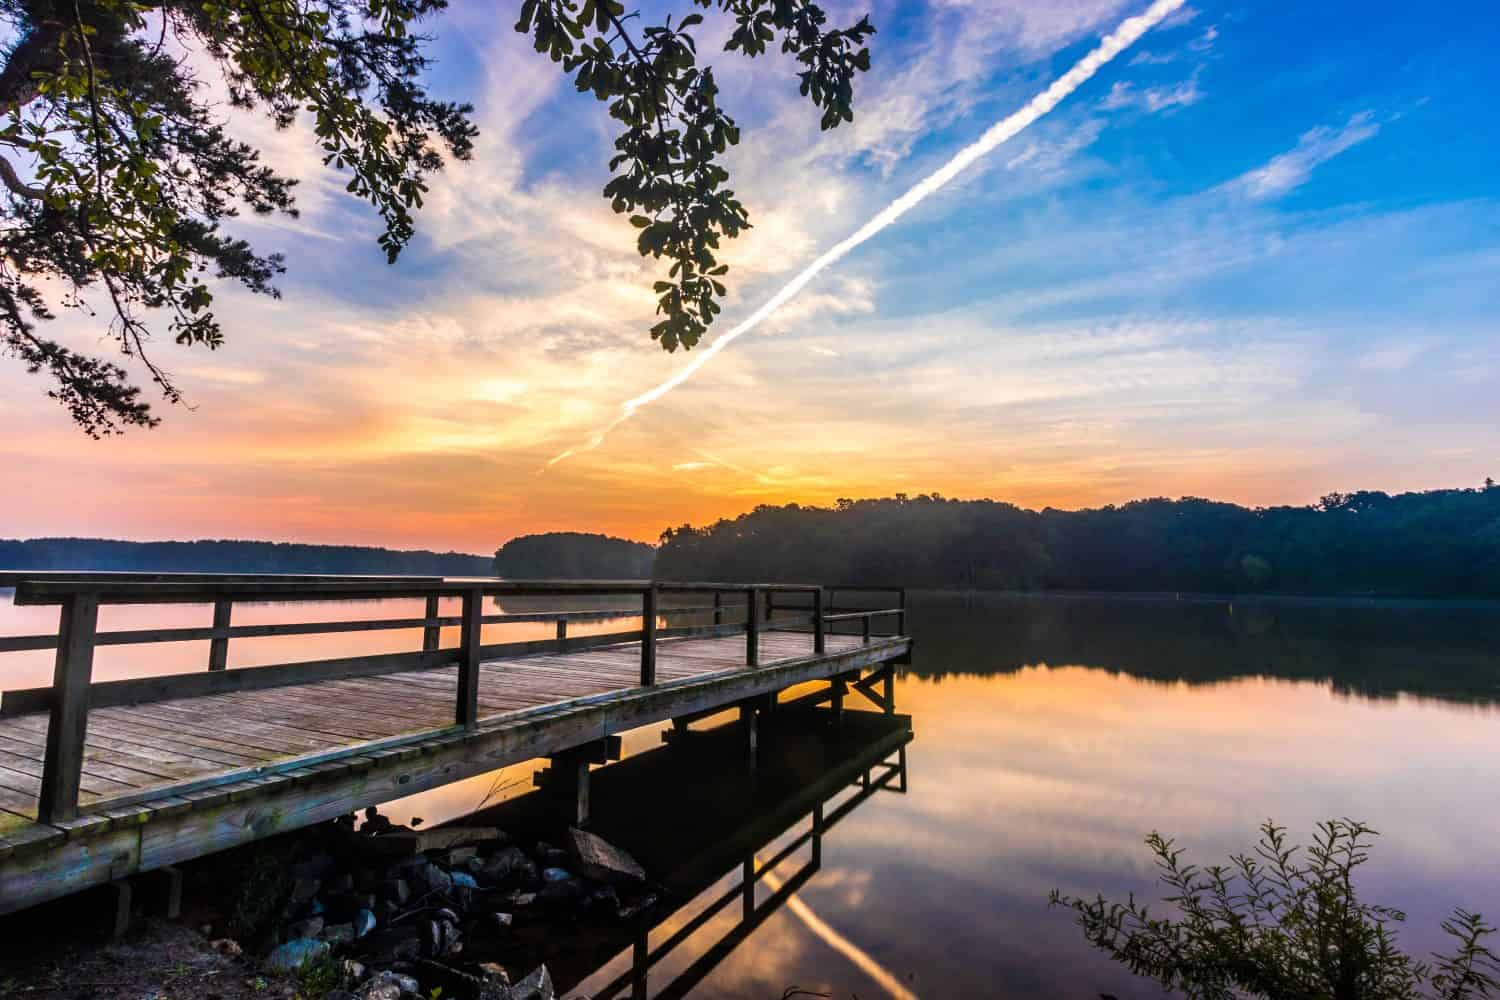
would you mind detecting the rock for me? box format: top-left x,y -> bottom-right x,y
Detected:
535,843 -> 567,867
419,916 -> 462,957
378,878 -> 411,905
287,916 -> 325,940
343,959 -> 366,982
362,807 -> 399,835
210,938 -> 243,957
616,893 -> 658,921
265,938 -> 330,974
499,890 -> 536,908
444,846 -> 479,867
355,908 -> 377,938
540,867 -> 573,883
585,885 -> 620,911
490,912 -> 513,931
537,879 -> 583,906
361,927 -> 421,962
415,864 -> 452,897
290,877 -> 322,904
477,961 -> 510,1000
566,828 -> 647,885
511,964 -> 555,1000
357,971 -> 421,1000
415,826 -> 501,851
327,872 -> 356,894
348,829 -> 418,861
353,826 -> 501,860
322,991 -> 358,1000
322,922 -> 355,945
440,920 -> 462,957
479,846 -> 536,887
292,853 -> 337,882
450,871 -> 478,889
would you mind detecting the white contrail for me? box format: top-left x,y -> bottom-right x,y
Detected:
548,0 -> 1186,467
759,862 -> 921,1000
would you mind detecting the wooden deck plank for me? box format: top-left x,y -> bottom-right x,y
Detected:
7,714 -> 274,769
0,733 -> 186,786
125,697 -> 393,748
0,631 -> 909,862
0,747 -> 141,797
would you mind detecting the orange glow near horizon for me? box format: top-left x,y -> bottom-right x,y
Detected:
0,385 -> 1479,554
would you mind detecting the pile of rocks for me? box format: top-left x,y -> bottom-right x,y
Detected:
259,810 -> 658,1000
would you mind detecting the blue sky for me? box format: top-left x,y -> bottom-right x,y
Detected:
3,0 -> 1498,548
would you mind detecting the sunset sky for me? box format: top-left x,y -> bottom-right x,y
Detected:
4,0 -> 1497,553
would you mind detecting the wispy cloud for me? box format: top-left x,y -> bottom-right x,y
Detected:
1098,70 -> 1203,112
1234,111 -> 1382,200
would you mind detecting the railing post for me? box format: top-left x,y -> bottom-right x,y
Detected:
640,586 -> 657,686
813,587 -> 825,655
745,587 -> 759,667
207,599 -> 232,671
742,855 -> 755,920
812,802 -> 824,866
897,588 -> 907,636
713,590 -> 723,627
765,590 -> 774,624
422,594 -> 441,652
556,617 -> 568,651
862,613 -> 872,645
38,591 -> 99,823
455,588 -> 483,729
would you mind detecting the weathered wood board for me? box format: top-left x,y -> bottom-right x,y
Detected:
0,630 -> 909,913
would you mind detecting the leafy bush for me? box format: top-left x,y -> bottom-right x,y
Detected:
1050,820 -> 1500,999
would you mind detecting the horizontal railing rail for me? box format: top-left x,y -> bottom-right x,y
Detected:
0,573 -> 905,824
0,601 -> 742,654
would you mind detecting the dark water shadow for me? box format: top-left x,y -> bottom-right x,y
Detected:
457,708 -> 913,998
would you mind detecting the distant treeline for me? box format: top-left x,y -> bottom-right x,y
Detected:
493,532 -> 655,579
0,538 -> 492,576
654,485 -> 1500,597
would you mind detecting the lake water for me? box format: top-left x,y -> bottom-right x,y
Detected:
3,590 -> 1499,997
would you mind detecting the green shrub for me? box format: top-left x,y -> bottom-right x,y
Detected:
1051,820 -> 1500,999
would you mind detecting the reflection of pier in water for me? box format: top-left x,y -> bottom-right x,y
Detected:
459,707 -> 913,999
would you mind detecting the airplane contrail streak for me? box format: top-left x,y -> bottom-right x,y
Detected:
548,0 -> 1186,467
759,862 -> 921,1000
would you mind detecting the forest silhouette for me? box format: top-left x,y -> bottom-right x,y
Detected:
656,485 -> 1500,598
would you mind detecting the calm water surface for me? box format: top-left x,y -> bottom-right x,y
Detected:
3,590 -> 1499,997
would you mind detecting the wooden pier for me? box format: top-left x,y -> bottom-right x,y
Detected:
0,575 -> 911,915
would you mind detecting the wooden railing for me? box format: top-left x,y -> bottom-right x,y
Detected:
0,574 -> 907,823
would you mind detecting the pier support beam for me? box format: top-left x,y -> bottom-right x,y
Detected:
94,879 -> 131,939
849,666 -> 897,714
537,752 -> 590,827
740,702 -> 759,770
139,865 -> 183,919
538,737 -> 620,827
